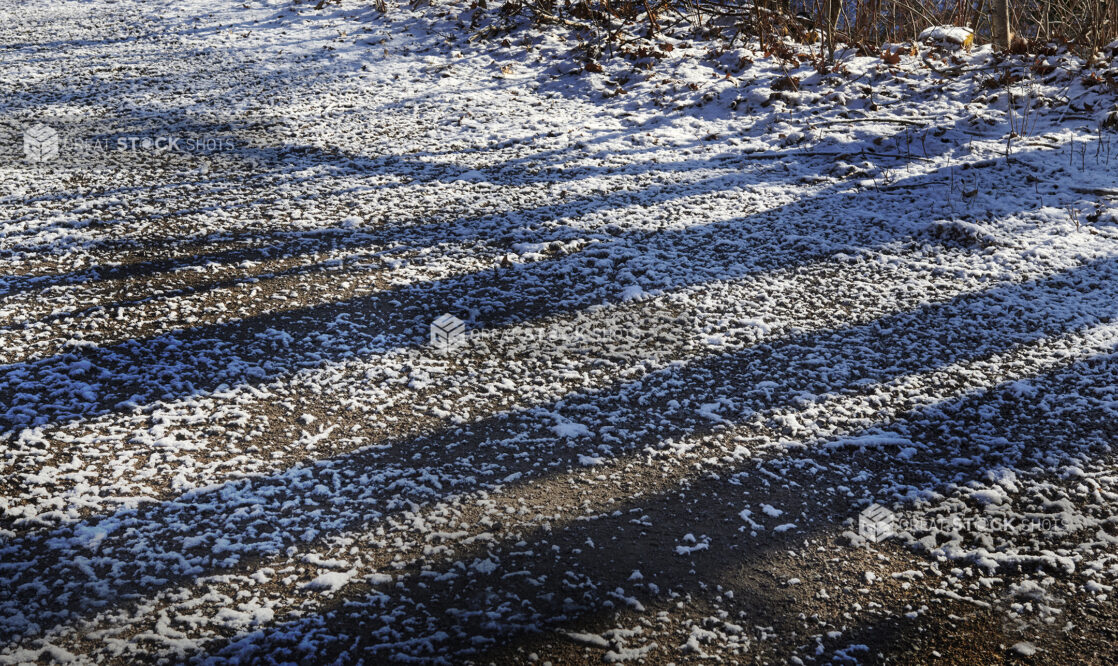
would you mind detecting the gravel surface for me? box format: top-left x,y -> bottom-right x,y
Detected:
3,0 -> 1118,662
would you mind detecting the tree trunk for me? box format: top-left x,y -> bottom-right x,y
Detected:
824,0 -> 840,62
990,0 -> 1011,50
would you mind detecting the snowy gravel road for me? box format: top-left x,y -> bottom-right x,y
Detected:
3,0 -> 1118,662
